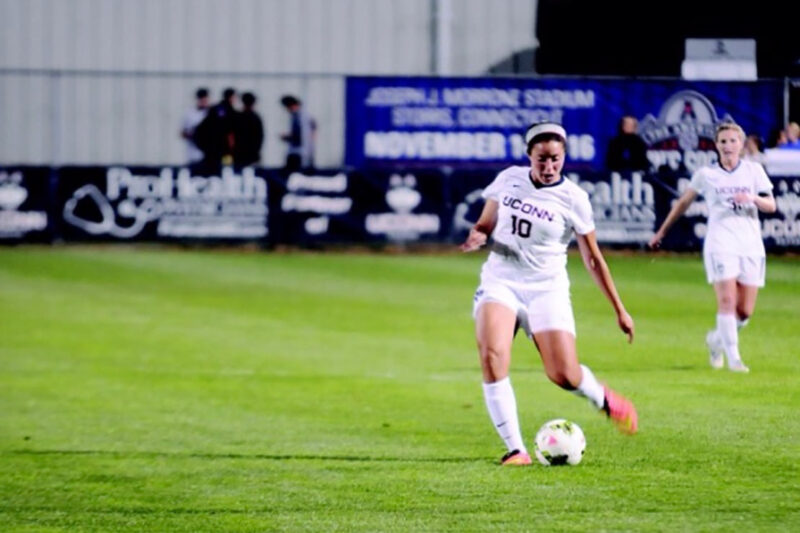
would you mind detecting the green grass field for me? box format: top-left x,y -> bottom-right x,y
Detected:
1,245 -> 798,531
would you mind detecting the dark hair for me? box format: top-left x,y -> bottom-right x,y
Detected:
281,95 -> 300,107
527,133 -> 566,154
195,87 -> 209,99
524,122 -> 567,153
242,92 -> 256,106
223,87 -> 236,100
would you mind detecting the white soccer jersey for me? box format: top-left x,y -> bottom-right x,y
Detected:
481,166 -> 595,289
689,160 -> 773,257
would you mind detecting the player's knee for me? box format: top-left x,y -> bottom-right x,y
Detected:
478,345 -> 508,368
717,295 -> 736,312
544,367 -> 570,389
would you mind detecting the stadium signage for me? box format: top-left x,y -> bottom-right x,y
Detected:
0,169 -> 48,240
762,178 -> 800,245
3,166 -> 798,251
346,77 -> 781,173
60,166 -> 268,240
639,90 -> 730,174
364,174 -> 441,241
571,172 -> 656,244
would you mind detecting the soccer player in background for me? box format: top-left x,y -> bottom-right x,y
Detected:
649,122 -> 776,373
461,122 -> 638,466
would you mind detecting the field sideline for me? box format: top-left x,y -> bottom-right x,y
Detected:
1,245 -> 798,531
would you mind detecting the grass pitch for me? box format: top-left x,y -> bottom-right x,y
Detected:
1,245 -> 798,531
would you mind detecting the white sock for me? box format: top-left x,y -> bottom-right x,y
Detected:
482,377 -> 526,453
709,328 -> 722,346
573,364 -> 605,409
717,313 -> 742,364
737,317 -> 749,329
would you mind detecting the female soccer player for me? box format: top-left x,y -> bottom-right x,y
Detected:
649,122 -> 776,373
461,122 -> 638,466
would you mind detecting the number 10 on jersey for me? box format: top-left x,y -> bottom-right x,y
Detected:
511,215 -> 532,238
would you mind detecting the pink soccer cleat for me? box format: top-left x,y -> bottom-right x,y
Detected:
500,449 -> 532,466
603,386 -> 638,435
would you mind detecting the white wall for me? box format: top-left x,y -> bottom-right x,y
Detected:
0,0 -> 537,166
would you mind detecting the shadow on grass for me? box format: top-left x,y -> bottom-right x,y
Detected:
5,449 -> 488,464
669,365 -> 698,371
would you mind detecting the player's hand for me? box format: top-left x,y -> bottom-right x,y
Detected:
618,310 -> 634,343
460,228 -> 488,252
647,231 -> 663,250
733,192 -> 753,204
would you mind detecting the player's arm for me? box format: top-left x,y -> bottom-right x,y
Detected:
460,199 -> 498,252
576,231 -> 634,343
648,188 -> 699,249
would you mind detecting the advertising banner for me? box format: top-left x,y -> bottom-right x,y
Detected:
55,166 -> 269,241
345,76 -> 783,174
2,165 -> 798,252
271,169 -> 447,244
0,167 -> 50,241
270,169 -> 360,244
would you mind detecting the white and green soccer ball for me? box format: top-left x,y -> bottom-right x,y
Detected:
533,418 -> 586,466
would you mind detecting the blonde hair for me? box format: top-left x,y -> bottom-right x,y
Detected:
715,122 -> 746,142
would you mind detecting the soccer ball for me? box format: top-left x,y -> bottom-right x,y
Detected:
533,418 -> 586,466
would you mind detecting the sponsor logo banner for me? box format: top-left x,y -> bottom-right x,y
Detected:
3,165 -> 798,251
0,167 -> 50,241
57,166 -> 269,240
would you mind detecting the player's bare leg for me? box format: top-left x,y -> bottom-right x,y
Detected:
533,330 -> 637,434
476,303 -> 530,464
736,282 -> 759,326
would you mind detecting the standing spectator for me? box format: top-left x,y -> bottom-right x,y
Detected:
233,92 -> 265,170
180,88 -> 210,172
606,115 -> 650,173
194,87 -> 238,175
280,95 -> 316,172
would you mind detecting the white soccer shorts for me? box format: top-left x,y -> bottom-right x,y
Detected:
703,252 -> 766,287
472,274 -> 576,337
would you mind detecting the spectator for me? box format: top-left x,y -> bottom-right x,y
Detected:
233,92 -> 265,170
180,87 -> 210,172
280,95 -> 317,172
778,121 -> 800,149
606,115 -> 650,173
194,87 -> 238,175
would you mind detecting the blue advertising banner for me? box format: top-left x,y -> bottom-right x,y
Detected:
345,77 -> 784,174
